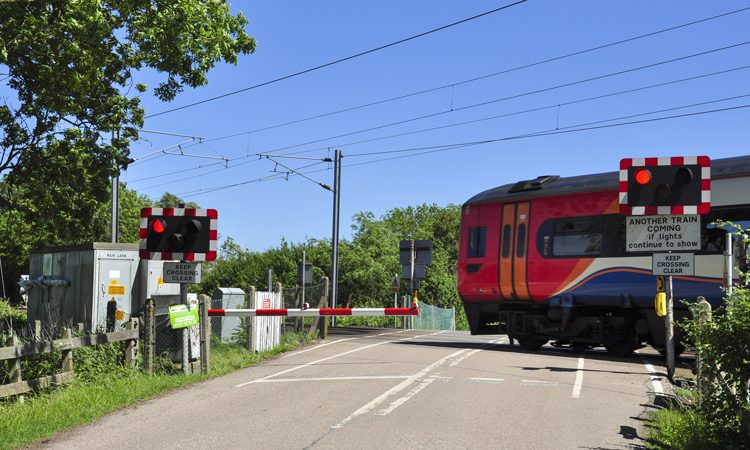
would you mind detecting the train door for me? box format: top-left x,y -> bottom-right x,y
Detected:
499,202 -> 532,300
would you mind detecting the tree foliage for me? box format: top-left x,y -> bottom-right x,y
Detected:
0,0 -> 255,180
666,226 -> 750,447
198,204 -> 467,328
681,286 -> 750,445
0,0 -> 254,300
155,192 -> 199,209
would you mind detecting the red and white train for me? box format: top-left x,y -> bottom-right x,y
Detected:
458,155 -> 750,356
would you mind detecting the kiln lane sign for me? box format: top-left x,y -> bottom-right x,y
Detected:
652,253 -> 695,276
163,262 -> 202,284
626,214 -> 701,252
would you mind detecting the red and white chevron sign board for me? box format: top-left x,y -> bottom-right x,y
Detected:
208,305 -> 419,318
139,207 -> 218,261
619,156 -> 711,215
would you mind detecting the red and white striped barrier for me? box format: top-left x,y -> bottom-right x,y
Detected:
208,306 -> 419,318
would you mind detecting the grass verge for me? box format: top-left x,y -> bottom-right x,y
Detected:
647,406 -> 719,449
0,334 -> 310,450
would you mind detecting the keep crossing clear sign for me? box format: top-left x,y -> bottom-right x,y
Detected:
163,262 -> 202,283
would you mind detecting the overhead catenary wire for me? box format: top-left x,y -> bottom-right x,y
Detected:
145,0 -> 528,119
174,99 -> 750,197
184,5 -> 750,145
129,63 -> 750,187
283,64 -> 750,154
257,40 -> 750,156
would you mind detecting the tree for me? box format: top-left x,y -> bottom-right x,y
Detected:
0,0 -> 254,232
155,192 -> 199,209
198,203 -> 466,328
0,1 -> 255,300
0,1 -> 255,184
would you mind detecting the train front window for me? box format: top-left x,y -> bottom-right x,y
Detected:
468,226 -> 487,258
551,217 -> 603,257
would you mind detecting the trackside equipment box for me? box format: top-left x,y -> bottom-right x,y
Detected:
27,243 -> 180,332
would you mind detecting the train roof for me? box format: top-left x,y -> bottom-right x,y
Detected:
464,154 -> 750,205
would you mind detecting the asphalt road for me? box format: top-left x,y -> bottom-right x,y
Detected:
34,328 -> 671,450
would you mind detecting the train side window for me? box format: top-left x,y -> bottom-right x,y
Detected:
516,224 -> 526,257
468,226 -> 487,258
551,217 -> 603,256
502,225 -> 512,258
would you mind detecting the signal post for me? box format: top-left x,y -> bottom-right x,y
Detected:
620,156 -> 711,379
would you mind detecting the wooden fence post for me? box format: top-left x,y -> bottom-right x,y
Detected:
144,298 -> 155,375
695,296 -> 712,402
7,332 -> 24,403
250,286 -> 257,351
124,319 -> 138,367
318,277 -> 329,339
61,328 -> 73,374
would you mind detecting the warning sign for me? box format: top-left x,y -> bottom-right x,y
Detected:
653,253 -> 694,276
626,215 -> 701,252
108,285 -> 125,295
163,262 -> 202,284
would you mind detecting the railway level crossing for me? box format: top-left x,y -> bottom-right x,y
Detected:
619,155 -> 711,379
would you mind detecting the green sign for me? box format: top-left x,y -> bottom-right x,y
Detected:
169,304 -> 199,329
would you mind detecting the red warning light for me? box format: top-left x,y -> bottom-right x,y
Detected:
150,219 -> 166,234
634,168 -> 652,185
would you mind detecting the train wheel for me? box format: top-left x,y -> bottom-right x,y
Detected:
518,337 -> 547,351
604,339 -> 637,357
658,344 -> 686,358
570,342 -> 589,353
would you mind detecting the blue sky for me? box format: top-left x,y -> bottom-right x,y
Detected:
124,0 -> 750,251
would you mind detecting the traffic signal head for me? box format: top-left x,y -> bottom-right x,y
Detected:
619,156 -> 710,215
139,208 -> 217,261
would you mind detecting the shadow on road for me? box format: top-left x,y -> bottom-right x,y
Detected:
389,334 -> 694,374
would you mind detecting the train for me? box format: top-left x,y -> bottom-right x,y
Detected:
457,155 -> 750,356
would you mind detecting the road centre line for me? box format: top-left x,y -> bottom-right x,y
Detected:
253,375 -> 411,383
375,377 -> 435,416
236,330 -> 433,388
449,338 -> 504,367
332,336 -> 499,428
571,357 -> 584,398
331,347 -> 471,428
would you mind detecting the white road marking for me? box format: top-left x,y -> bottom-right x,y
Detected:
278,338 -> 356,359
469,377 -> 505,384
571,357 -> 584,398
253,375 -> 411,383
430,375 -> 453,381
331,347 -> 470,428
522,380 -> 558,386
332,337 -> 502,427
375,377 -> 435,416
641,360 -> 664,394
236,331 -> 421,387
449,338 -> 503,367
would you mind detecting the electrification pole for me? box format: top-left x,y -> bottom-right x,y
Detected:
330,150 -> 342,325
110,130 -> 119,243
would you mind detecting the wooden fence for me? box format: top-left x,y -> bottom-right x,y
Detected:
0,320 -> 138,401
